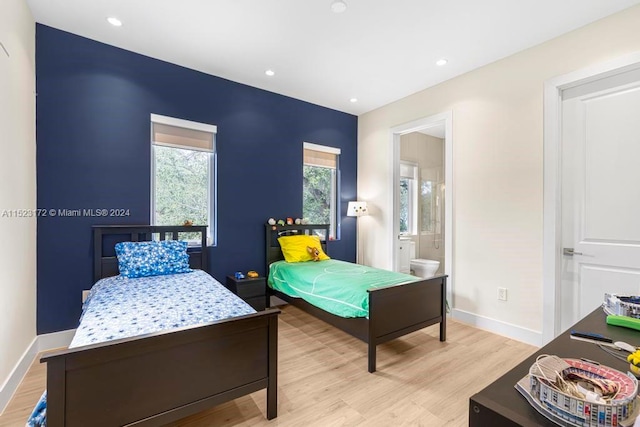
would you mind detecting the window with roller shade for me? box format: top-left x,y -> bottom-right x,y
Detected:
399,162 -> 418,236
303,142 -> 341,240
151,114 -> 216,244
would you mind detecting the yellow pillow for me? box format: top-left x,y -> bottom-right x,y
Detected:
278,235 -> 330,263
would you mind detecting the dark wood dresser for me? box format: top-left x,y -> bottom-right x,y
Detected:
469,308 -> 640,426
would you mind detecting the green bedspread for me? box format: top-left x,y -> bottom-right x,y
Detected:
268,259 -> 419,318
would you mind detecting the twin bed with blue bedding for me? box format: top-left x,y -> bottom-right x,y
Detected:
266,224 -> 447,373
31,225 -> 279,427
70,270 -> 256,348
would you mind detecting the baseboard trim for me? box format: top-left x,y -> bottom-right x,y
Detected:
451,308 -> 542,347
0,329 -> 75,415
0,336 -> 37,415
37,329 -> 75,353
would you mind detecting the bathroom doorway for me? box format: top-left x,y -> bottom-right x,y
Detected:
390,113 -> 453,305
398,126 -> 445,276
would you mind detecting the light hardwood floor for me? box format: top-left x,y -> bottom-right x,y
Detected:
0,305 -> 536,427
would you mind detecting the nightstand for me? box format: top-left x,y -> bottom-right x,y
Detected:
225,275 -> 267,311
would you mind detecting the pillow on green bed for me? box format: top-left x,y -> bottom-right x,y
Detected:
115,240 -> 191,278
278,235 -> 330,263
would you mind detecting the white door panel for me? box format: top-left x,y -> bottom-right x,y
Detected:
579,265 -> 640,320
559,76 -> 640,333
583,86 -> 640,243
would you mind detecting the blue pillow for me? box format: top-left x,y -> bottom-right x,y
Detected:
115,240 -> 191,278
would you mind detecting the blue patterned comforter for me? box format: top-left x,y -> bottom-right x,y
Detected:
71,270 -> 255,347
27,270 -> 255,426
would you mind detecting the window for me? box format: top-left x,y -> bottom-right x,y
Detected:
420,180 -> 434,233
151,114 -> 216,243
303,142 -> 341,239
399,162 -> 418,235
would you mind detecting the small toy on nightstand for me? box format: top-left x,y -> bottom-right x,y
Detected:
247,270 -> 259,278
234,271 -> 245,280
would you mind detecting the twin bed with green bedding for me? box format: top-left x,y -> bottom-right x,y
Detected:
269,259 -> 419,318
266,224 -> 447,373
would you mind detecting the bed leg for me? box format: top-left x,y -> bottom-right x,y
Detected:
368,341 -> 376,373
267,314 -> 278,420
440,276 -> 447,342
267,381 -> 277,419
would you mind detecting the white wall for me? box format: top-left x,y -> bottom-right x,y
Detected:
0,0 -> 36,408
358,5 -> 640,342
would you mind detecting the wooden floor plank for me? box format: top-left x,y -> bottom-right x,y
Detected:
0,305 -> 535,426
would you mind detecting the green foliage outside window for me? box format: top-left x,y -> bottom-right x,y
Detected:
303,165 -> 333,237
399,178 -> 409,233
154,146 -> 209,240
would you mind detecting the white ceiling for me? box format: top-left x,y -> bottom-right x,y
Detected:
27,0 -> 640,115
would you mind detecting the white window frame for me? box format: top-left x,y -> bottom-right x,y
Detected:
150,113 -> 217,245
303,142 -> 341,239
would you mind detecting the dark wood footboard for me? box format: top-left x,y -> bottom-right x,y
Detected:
265,223 -> 447,373
269,275 -> 447,373
42,308 -> 279,427
367,275 -> 447,372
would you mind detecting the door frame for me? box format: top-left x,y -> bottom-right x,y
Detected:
389,111 -> 454,308
543,51 -> 640,344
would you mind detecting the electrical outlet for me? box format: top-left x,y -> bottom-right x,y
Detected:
82,290 -> 90,303
497,287 -> 508,301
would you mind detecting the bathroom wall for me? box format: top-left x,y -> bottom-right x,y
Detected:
399,132 -> 445,274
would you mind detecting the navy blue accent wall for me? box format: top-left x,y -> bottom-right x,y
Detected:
36,24 -> 358,334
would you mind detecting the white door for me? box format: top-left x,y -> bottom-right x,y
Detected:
559,70 -> 640,333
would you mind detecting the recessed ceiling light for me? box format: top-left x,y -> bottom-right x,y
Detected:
265,69 -> 275,77
436,58 -> 448,66
331,0 -> 347,13
107,17 -> 122,27
350,98 -> 358,103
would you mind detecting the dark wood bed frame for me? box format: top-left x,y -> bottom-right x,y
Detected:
41,225 -> 279,427
266,224 -> 446,373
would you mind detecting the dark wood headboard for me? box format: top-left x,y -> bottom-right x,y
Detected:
93,225 -> 208,282
265,224 -> 330,274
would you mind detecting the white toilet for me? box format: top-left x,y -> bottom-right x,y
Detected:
410,259 -> 440,279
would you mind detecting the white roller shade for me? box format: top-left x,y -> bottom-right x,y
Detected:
151,114 -> 216,152
303,142 -> 340,169
400,162 -> 418,179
